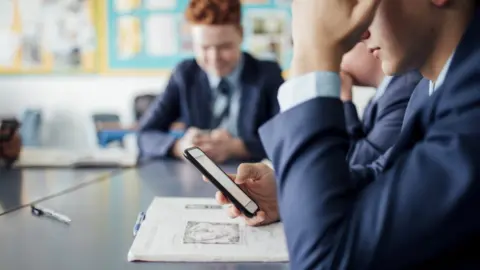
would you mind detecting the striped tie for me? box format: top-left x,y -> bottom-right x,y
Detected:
211,79 -> 232,129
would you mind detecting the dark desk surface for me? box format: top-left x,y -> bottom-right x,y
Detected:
0,160 -> 288,270
0,168 -> 114,216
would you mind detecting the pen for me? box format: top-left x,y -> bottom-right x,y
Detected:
31,205 -> 71,224
133,211 -> 146,237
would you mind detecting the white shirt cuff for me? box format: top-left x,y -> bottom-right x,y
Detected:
278,72 -> 341,112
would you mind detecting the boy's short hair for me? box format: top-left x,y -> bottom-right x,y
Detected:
185,0 -> 241,25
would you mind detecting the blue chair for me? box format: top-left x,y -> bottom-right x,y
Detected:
134,94 -> 157,121
133,93 -> 185,138
20,109 -> 42,147
92,113 -> 125,148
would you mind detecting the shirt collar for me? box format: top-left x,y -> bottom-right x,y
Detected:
429,51 -> 455,95
207,54 -> 244,89
372,76 -> 393,101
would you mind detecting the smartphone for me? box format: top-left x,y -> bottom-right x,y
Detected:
183,147 -> 259,218
0,119 -> 20,142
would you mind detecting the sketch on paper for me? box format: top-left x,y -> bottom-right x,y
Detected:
185,204 -> 222,210
183,221 -> 240,245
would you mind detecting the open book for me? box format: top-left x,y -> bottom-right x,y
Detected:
15,147 -> 137,168
128,197 -> 289,262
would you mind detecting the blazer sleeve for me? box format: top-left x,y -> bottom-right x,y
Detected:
343,101 -> 365,139
347,74 -> 420,166
259,90 -> 480,269
349,147 -> 391,189
137,71 -> 182,160
242,62 -> 283,160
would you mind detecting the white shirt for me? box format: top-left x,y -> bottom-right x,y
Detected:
206,55 -> 244,136
278,53 -> 455,112
372,76 -> 394,102
429,52 -> 455,95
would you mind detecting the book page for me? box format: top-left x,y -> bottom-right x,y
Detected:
128,197 -> 289,262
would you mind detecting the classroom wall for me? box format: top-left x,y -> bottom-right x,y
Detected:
0,76 -> 375,150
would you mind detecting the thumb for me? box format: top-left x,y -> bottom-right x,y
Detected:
235,163 -> 257,185
351,0 -> 382,31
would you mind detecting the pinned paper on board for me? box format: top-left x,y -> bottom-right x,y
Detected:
244,9 -> 291,66
117,16 -> 142,59
145,14 -> 178,56
0,30 -> 20,67
0,0 -> 14,28
274,0 -> 292,5
145,0 -> 177,10
104,0 -> 293,72
39,0 -> 96,69
115,0 -> 141,12
0,0 -> 98,73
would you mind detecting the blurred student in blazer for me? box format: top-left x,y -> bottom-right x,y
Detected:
340,42 -> 421,166
137,0 -> 283,163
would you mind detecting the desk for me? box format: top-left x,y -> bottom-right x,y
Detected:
0,168 -> 114,216
0,160 -> 288,270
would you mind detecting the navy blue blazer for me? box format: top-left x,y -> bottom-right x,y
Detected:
344,71 -> 421,166
137,52 -> 283,161
350,78 -> 431,190
259,9 -> 480,270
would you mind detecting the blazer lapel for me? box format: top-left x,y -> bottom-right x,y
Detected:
386,9 -> 480,168
402,78 -> 430,130
191,71 -> 213,129
362,100 -> 377,132
238,54 -> 260,136
385,80 -> 432,168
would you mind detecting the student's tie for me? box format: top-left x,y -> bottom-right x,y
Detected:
211,79 -> 232,129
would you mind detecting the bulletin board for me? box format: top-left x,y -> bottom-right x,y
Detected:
100,0 -> 293,74
0,0 -> 98,74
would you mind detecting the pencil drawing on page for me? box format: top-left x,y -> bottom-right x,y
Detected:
183,221 -> 240,244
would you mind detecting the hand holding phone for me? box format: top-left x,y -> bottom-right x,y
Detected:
184,147 -> 259,218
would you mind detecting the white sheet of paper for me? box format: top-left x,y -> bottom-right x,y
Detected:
128,197 -> 289,262
145,14 -> 178,56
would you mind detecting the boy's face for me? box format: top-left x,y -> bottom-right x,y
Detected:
191,24 -> 243,77
364,0 -> 438,75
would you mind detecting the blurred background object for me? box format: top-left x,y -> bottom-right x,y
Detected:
0,0 -> 375,152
